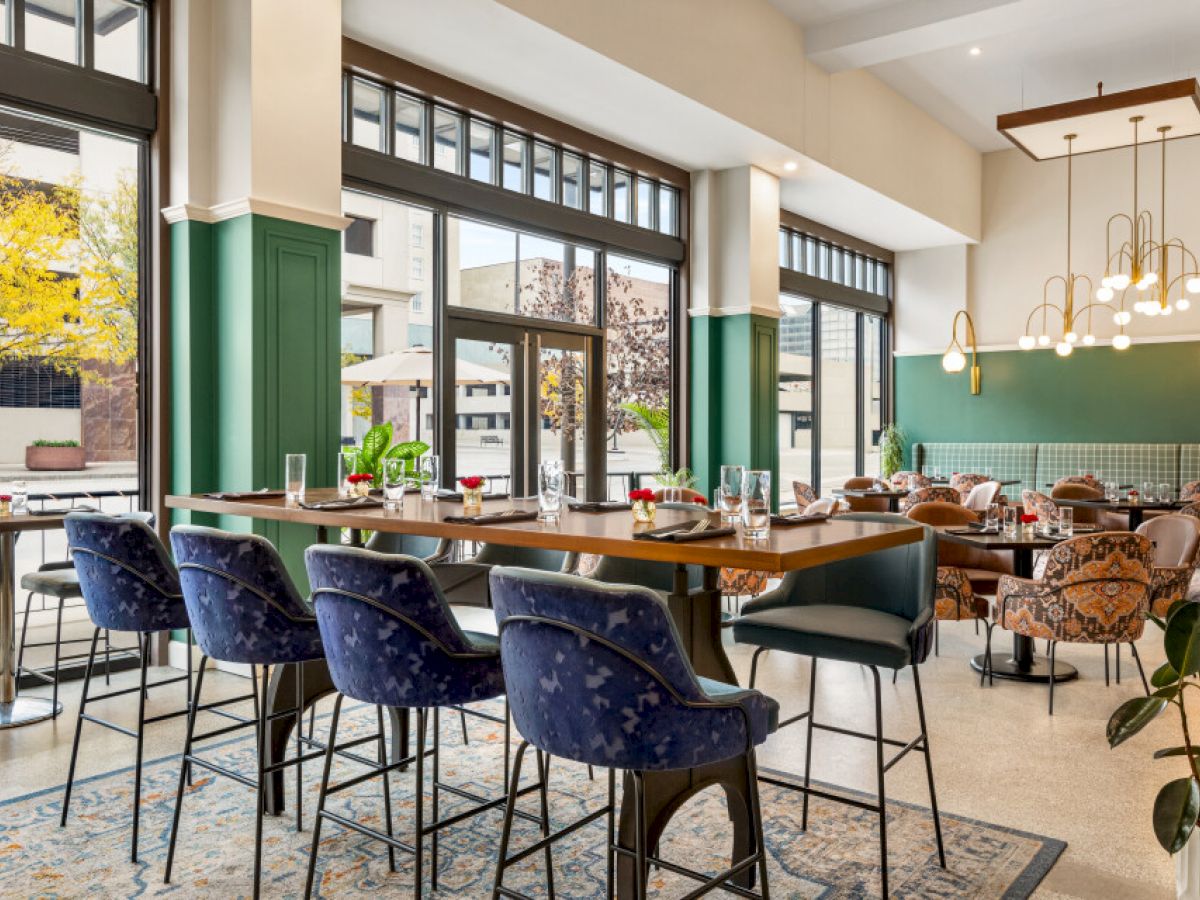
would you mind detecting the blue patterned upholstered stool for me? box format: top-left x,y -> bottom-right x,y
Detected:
733,512 -> 946,898
303,544 -> 550,899
59,511 -> 194,863
165,525 -> 325,900
489,566 -> 777,900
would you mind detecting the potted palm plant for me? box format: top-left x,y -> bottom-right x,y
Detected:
879,424 -> 905,481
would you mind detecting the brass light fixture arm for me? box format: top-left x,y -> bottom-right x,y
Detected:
948,309 -> 981,395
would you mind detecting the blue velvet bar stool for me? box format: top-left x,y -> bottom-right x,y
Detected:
59,511 -> 194,863
489,566 -> 777,899
165,525 -> 326,900
732,512 -> 946,898
303,544 -> 552,899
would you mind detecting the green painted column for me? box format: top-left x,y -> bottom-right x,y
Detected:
689,313 -> 780,502
170,212 -> 341,592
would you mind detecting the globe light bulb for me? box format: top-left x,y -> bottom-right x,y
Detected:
1101,275 -> 1114,289
942,349 -> 966,373
1145,302 -> 1160,317
1133,300 -> 1146,313
1136,277 -> 1152,291
1065,331 -> 1078,343
1112,333 -> 1132,350
1037,334 -> 1051,346
1178,298 -> 1191,311
1082,333 -> 1096,346
1143,271 -> 1159,286
1018,334 -> 1036,350
1055,341 -> 1073,357
1117,310 -> 1133,325
1111,273 -> 1131,290
1096,286 -> 1114,302
1161,303 -> 1173,316
1187,276 -> 1200,293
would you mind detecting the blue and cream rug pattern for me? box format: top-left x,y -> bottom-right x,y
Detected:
0,702 -> 1063,897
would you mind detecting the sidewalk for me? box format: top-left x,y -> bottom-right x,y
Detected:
0,460 -> 137,486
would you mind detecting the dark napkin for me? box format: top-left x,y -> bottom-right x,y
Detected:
770,513 -> 829,526
205,489 -> 287,501
568,501 -> 633,513
633,520 -> 737,542
444,508 -> 539,525
437,492 -> 510,502
299,496 -> 384,511
30,506 -> 96,516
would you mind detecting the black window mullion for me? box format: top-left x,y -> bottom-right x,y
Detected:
855,312 -> 865,476
12,0 -> 25,50
811,301 -> 821,493
80,0 -> 93,70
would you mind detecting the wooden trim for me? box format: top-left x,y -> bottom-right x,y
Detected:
342,37 -> 689,188
780,210 -> 894,264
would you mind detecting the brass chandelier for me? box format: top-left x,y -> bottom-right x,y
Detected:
1099,116 -> 1200,318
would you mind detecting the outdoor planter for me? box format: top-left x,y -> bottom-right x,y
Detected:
25,444 -> 86,471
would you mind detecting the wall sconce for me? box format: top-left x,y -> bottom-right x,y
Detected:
942,310 -> 981,395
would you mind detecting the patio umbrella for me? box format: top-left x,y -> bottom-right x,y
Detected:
340,346 -> 508,442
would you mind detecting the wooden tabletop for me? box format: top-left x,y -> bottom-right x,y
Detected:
167,490 -> 924,572
0,511 -> 69,534
1051,497 -> 1184,512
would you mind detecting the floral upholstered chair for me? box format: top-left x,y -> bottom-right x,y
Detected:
1054,475 -> 1103,492
792,481 -> 819,512
1181,481 -> 1200,503
1136,515 -> 1200,618
899,486 -> 963,513
1021,489 -> 1058,519
934,567 -> 994,681
949,473 -> 990,499
890,471 -> 931,491
988,532 -> 1154,713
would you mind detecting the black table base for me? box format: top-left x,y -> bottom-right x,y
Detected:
970,652 -> 1078,683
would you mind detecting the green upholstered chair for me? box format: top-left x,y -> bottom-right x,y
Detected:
732,512 -> 945,898
589,502 -> 705,594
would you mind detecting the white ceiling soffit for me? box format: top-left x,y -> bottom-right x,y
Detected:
342,0 -> 972,251
772,0 -> 1200,153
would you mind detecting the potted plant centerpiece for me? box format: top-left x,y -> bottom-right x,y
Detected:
25,439 -> 86,471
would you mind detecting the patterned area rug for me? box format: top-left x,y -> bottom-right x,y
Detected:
0,701 -> 1063,898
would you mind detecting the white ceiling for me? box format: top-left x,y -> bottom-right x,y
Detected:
770,0 -> 1200,152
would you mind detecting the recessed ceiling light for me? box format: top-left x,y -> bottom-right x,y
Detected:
783,161 -> 798,172
969,46 -> 982,56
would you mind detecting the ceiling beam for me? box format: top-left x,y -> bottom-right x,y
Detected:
805,0 -> 1022,72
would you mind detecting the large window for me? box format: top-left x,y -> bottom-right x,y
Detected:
778,226 -> 890,501
5,0 -> 148,83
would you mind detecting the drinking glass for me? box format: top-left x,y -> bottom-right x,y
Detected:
719,464 -> 745,522
337,450 -> 359,498
661,486 -> 683,504
1037,508 -> 1052,535
741,470 -> 771,539
1003,506 -> 1018,536
284,454 -> 306,504
1105,481 -> 1119,501
420,455 -> 440,501
538,459 -> 564,522
382,458 -> 407,511
1161,483 -> 1174,504
985,502 -> 1000,531
1057,507 -> 1074,537
1142,481 -> 1156,502
11,480 -> 27,515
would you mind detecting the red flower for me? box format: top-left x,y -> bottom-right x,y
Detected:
347,473 -> 373,484
1020,513 -> 1038,524
0,495 -> 10,502
691,496 -> 708,505
629,489 -> 655,503
459,476 -> 485,490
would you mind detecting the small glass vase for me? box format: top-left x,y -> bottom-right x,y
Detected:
0,499 -> 9,516
463,487 -> 484,511
632,500 -> 656,524
1021,521 -> 1035,538
352,479 -> 372,498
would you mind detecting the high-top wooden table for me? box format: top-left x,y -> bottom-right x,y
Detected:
167,490 -> 922,895
0,511 -> 68,728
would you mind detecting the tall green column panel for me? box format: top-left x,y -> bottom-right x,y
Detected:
689,313 -> 779,501
170,213 -> 341,593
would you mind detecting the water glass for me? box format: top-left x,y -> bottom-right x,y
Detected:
719,464 -> 745,522
538,459 -> 564,522
1161,483 -> 1174,504
382,458 -> 407,511
661,486 -> 683,504
985,502 -> 1000,532
1105,481 -> 1119,501
1057,507 -> 1074,537
420,455 -> 440,501
1003,506 -> 1018,536
11,480 -> 27,515
741,470 -> 771,540
1142,481 -> 1156,503
284,454 -> 306,504
337,450 -> 359,498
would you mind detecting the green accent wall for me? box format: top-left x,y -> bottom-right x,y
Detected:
895,341 -> 1200,462
689,313 -> 780,501
170,213 -> 341,603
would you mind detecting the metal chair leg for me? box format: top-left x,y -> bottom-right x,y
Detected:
869,666 -> 889,899
748,646 -> 768,689
1130,642 -> 1150,696
51,596 -> 65,716
491,740 -> 531,899
606,766 -> 616,900
165,654 -> 208,883
377,705 -> 397,873
981,622 -> 996,687
60,627 -> 100,827
800,656 -> 817,831
633,771 -> 648,900
295,662 -> 304,832
432,708 -> 441,892
912,663 -> 946,869
15,592 -> 33,694
130,632 -> 151,863
1104,643 -> 1110,686
304,692 -> 343,899
1048,642 -> 1057,715
104,629 -> 112,685
934,619 -> 940,656
459,708 -> 470,745
415,707 -> 427,898
537,749 -> 556,899
252,664 -> 270,900
747,748 -> 772,898
1115,642 -> 1121,684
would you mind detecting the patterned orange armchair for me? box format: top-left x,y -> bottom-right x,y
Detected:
1182,481 -> 1200,503
1137,514 -> 1200,618
1054,475 -> 1103,492
792,481 -> 818,512
935,566 -> 992,677
1021,490 -> 1057,519
989,532 -> 1154,713
891,471 -> 931,491
949,473 -> 990,499
899,486 -> 963,513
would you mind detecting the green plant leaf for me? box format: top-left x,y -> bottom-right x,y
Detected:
386,440 -> 429,461
1107,695 -> 1169,748
360,423 -> 392,471
1152,662 -> 1182,689
1154,778 -> 1200,854
1154,747 -> 1200,760
620,402 -> 669,472
1165,602 -> 1200,676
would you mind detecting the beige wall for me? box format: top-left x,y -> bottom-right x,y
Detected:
0,410 -> 81,465
894,245 -> 968,354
